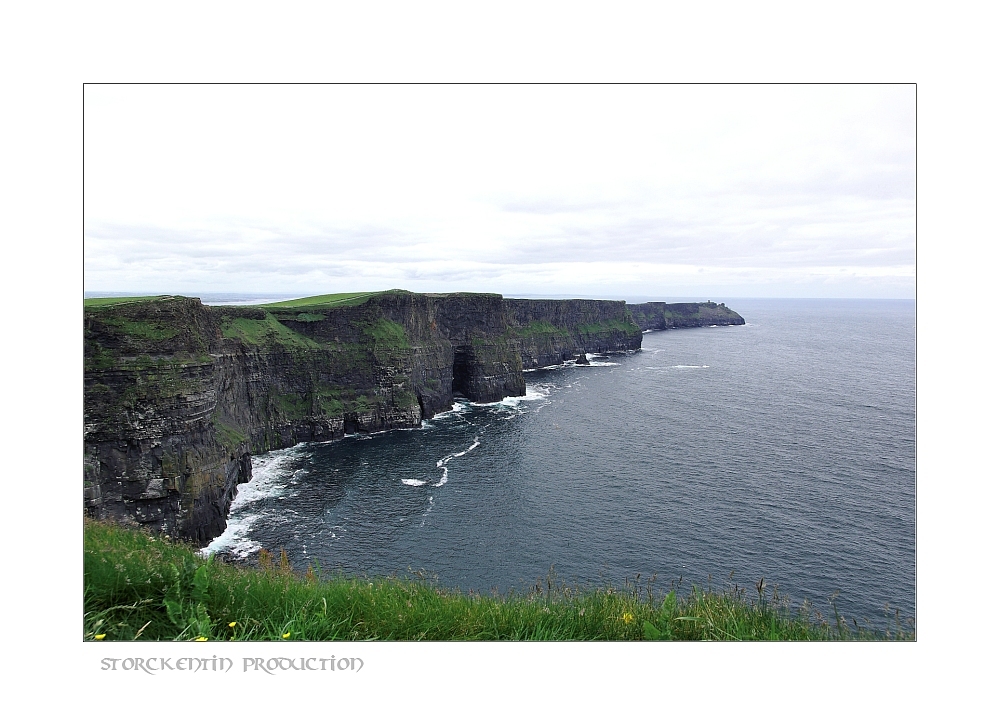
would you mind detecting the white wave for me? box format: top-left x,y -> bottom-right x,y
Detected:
642,329 -> 654,333
433,435 -> 481,486
201,512 -> 263,558
522,384 -> 552,401
429,401 -> 470,422
671,364 -> 710,369
469,384 -> 552,410
446,436 -> 481,462
200,445 -> 311,558
228,448 -> 307,513
401,478 -> 427,486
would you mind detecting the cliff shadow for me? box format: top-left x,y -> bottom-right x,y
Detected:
451,345 -> 475,400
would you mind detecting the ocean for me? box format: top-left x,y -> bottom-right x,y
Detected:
204,298 -> 916,626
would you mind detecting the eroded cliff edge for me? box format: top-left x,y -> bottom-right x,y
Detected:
84,292 -> 740,542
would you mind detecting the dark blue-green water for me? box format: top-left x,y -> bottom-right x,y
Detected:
205,299 -> 916,625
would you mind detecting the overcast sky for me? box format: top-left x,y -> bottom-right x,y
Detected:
84,84 -> 915,300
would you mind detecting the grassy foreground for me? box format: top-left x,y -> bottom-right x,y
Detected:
84,520 -> 911,642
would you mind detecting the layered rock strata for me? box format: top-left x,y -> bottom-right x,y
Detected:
505,298 -> 643,369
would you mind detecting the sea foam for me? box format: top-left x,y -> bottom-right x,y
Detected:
200,445 -> 307,558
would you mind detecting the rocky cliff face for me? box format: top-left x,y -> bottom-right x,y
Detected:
84,292 -> 743,542
626,301 -> 745,331
83,291 -> 646,542
84,297 -> 252,542
505,298 -> 643,369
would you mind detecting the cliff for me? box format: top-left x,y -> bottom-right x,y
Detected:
626,301 -> 745,331
506,298 -> 642,369
84,292 -> 742,542
84,291 -> 646,541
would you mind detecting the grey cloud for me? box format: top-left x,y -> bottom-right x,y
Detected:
86,221 -> 437,267
498,203 -> 913,268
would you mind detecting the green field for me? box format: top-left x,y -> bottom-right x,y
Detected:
84,519 -> 911,642
84,295 -> 179,308
262,292 -> 386,309
85,292 -> 385,310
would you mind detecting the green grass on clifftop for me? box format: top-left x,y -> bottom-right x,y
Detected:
221,312 -> 323,348
84,520 -> 911,642
84,295 -> 180,308
262,292 -> 382,309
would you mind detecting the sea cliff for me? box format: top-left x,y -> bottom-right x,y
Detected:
626,301 -> 745,331
84,291 -> 741,541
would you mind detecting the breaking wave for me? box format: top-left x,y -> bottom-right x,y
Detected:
201,444 -> 309,559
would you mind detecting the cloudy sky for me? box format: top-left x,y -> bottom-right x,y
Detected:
84,84 -> 915,300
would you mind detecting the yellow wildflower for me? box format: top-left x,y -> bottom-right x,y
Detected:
282,632 -> 291,639
228,622 -> 237,628
94,634 -> 106,641
195,637 -> 208,642
622,612 -> 634,625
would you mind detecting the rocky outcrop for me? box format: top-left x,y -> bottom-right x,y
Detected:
626,301 -> 745,331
